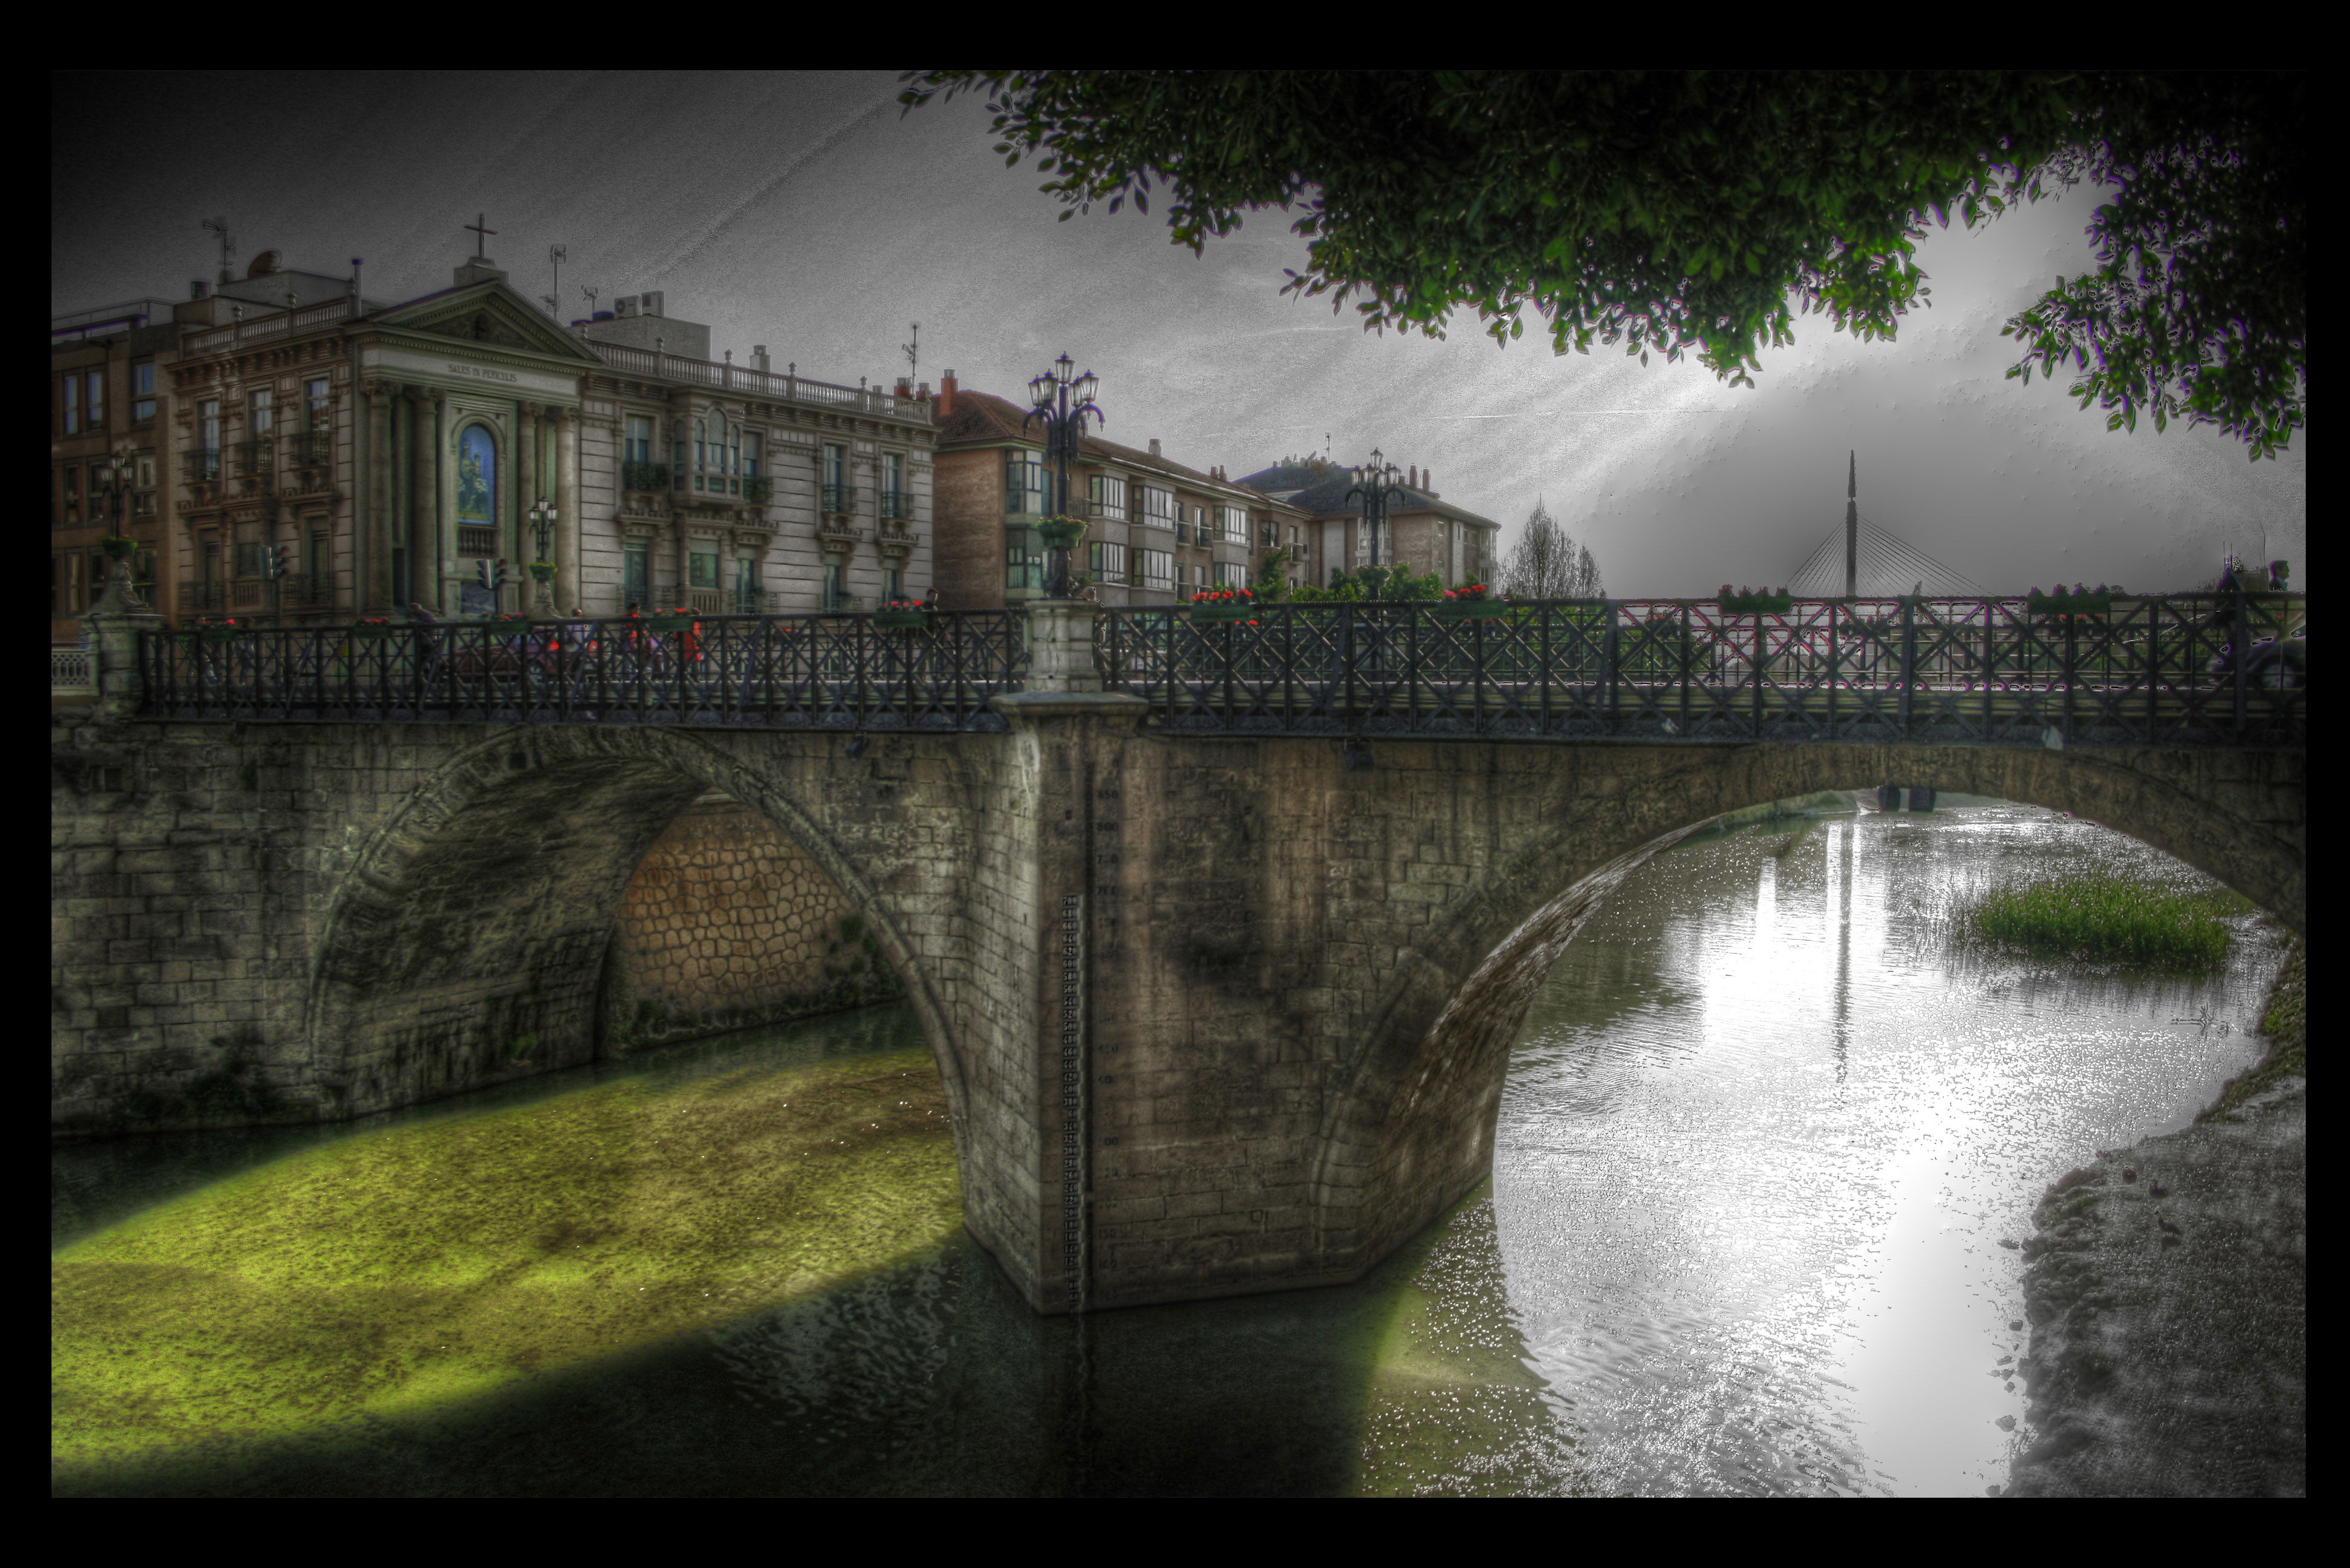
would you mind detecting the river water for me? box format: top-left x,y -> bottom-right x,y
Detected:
52,802 -> 2286,1497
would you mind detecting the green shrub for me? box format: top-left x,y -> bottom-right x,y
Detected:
1960,872 -> 2234,971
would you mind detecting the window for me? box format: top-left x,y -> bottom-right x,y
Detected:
625,414 -> 654,465
880,450 -> 903,515
744,431 -> 762,480
1355,517 -> 1391,565
1139,485 -> 1177,528
882,564 -> 902,603
234,522 -> 263,579
1218,505 -> 1248,543
736,551 -> 764,612
305,377 -> 329,428
1006,529 -> 1043,591
694,408 -> 738,493
199,399 -> 219,451
1089,474 -> 1127,519
309,527 -> 330,596
62,374 -> 80,436
1215,561 -> 1247,588
688,546 -> 719,589
248,387 -> 272,436
1139,548 -> 1174,591
61,465 -> 81,526
823,442 -> 851,510
1005,450 -> 1052,516
822,558 -> 847,610
1088,540 -> 1128,583
622,540 -> 651,609
134,363 -> 158,425
84,371 -> 104,431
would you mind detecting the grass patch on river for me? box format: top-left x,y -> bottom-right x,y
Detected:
52,1046 -> 958,1477
1957,871 -> 2238,972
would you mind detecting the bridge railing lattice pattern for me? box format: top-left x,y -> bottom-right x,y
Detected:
1097,594 -> 2307,748
138,610 -> 1030,731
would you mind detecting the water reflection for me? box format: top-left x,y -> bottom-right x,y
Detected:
1493,802 -> 2283,1496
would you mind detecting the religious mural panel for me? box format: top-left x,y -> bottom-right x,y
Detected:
458,425 -> 496,524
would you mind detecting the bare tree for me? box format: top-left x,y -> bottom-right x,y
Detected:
1501,499 -> 1606,599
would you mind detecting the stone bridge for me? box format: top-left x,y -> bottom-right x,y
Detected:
53,602 -> 2307,1313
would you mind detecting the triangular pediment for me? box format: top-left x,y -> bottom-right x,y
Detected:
374,281 -> 603,363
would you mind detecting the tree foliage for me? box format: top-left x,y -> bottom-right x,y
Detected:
900,70 -> 2304,459
1500,499 -> 1605,600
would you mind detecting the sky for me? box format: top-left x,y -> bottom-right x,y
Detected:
52,70 -> 2306,596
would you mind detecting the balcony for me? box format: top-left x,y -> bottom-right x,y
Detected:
1086,499 -> 1127,520
821,482 -> 857,514
182,580 -> 225,613
182,450 -> 222,484
282,430 -> 331,467
621,459 -> 673,494
1175,522 -> 1191,544
731,586 -> 774,616
744,476 -> 773,505
878,488 -> 911,519
876,517 -> 918,555
817,515 -> 865,547
230,438 -> 273,480
459,524 -> 499,558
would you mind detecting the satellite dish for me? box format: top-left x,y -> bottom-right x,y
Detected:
247,249 -> 282,277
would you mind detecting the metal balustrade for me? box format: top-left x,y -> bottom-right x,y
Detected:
139,610 -> 1029,731
128,594 -> 2307,746
1096,595 -> 2308,748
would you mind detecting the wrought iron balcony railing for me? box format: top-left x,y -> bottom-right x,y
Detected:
879,489 -> 911,519
822,482 -> 857,514
182,450 -> 222,483
282,430 -> 332,467
230,438 -> 273,479
621,459 -> 673,493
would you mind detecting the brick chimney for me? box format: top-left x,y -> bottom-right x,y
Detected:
937,370 -> 957,417
1149,438 -> 1162,457
894,376 -> 913,399
1409,465 -> 1419,490
1423,467 -> 1434,496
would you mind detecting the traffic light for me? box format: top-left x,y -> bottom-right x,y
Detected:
475,557 -> 510,591
265,543 -> 292,581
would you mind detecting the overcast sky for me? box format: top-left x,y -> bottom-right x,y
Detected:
53,70 -> 2306,595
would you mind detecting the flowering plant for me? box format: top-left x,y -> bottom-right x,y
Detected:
1442,582 -> 1496,602
1189,587 -> 1255,606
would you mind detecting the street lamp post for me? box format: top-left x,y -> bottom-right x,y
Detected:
1345,449 -> 1410,594
1022,353 -> 1103,599
527,497 -> 559,615
90,449 -> 148,612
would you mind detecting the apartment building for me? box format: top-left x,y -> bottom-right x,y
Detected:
55,236 -> 934,630
927,374 -> 1311,610
1237,457 -> 1501,590
50,301 -> 179,637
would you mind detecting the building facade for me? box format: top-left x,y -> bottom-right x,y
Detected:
55,241 -> 935,633
928,374 -> 1311,610
1237,457 -> 1500,591
51,301 -> 180,638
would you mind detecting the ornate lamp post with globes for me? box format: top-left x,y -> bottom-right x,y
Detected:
91,447 -> 148,611
527,497 -> 559,616
1022,353 -> 1103,599
1343,448 -> 1408,594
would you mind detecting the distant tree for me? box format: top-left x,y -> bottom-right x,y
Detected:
901,70 -> 2305,459
1500,500 -> 1605,599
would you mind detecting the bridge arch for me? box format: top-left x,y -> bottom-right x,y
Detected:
303,725 -> 971,1144
1307,741 -> 2305,1275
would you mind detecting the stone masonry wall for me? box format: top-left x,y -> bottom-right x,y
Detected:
605,796 -> 900,1049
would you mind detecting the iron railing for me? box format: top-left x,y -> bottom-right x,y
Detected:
139,610 -> 1029,731
1096,594 -> 2308,748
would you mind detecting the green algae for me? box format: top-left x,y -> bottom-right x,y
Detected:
52,1045 -> 959,1477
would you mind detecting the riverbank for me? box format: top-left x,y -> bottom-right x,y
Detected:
2004,938 -> 2306,1497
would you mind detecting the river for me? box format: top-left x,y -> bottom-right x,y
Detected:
51,802 -> 2286,1497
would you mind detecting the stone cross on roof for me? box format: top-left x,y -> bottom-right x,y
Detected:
464,214 -> 496,260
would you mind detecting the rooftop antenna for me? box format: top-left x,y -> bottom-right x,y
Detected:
1844,449 -> 1859,599
547,244 -> 566,316
582,284 -> 599,319
902,322 -> 920,385
201,217 -> 235,285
